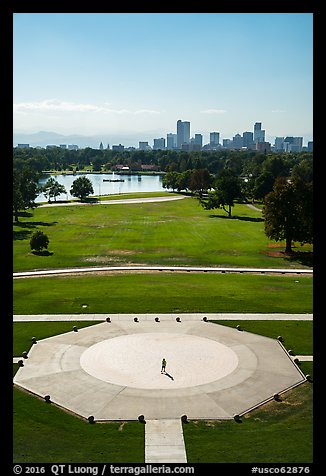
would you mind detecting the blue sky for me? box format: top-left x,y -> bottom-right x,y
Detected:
13,13 -> 313,146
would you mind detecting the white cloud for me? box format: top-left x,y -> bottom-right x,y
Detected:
13,99 -> 161,115
13,99 -> 103,113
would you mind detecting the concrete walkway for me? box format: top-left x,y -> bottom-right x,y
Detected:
294,355 -> 313,362
38,195 -> 187,208
13,313 -> 313,322
145,419 -> 187,463
13,265 -> 313,278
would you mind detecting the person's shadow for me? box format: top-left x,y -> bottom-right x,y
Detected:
164,372 -> 174,381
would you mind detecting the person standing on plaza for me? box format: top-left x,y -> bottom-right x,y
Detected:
161,358 -> 166,373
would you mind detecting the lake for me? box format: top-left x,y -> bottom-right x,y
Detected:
37,173 -> 165,203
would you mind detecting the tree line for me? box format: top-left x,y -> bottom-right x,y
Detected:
13,146 -> 312,175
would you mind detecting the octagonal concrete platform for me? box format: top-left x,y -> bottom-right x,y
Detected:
14,320 -> 306,421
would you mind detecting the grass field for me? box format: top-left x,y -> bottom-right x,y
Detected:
13,272 -> 313,314
13,196 -> 313,271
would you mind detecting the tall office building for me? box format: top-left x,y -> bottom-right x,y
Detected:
194,134 -> 203,148
153,138 -> 165,150
167,133 -> 177,150
254,122 -> 265,143
283,136 -> 303,153
242,131 -> 254,149
177,120 -> 190,148
210,132 -> 220,146
274,137 -> 284,151
232,133 -> 243,149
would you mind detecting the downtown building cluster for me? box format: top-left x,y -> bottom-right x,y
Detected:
107,119 -> 312,153
146,120 -> 313,153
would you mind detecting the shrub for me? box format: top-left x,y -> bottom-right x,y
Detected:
30,231 -> 49,252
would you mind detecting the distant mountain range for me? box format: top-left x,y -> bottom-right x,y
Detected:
13,131 -> 113,149
13,131 -> 143,149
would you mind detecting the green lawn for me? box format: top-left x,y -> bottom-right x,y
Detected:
13,197 -> 313,271
13,273 -> 313,314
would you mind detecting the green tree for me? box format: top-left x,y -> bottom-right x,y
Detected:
92,157 -> 103,172
263,177 -> 313,253
162,172 -> 180,191
252,171 -> 275,201
291,159 -> 313,183
42,178 -> 66,202
13,176 -> 25,222
30,230 -> 49,252
189,168 -> 212,196
13,168 -> 40,221
199,169 -> 242,217
70,176 -> 94,201
262,155 -> 291,180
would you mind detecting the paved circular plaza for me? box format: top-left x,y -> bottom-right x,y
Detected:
14,319 -> 306,421
80,332 -> 239,389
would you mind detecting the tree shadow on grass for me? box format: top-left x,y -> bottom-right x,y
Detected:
15,211 -> 33,218
31,250 -> 54,256
13,229 -> 33,240
13,221 -> 58,229
284,251 -> 313,268
81,197 -> 99,204
13,221 -> 57,241
209,214 -> 264,223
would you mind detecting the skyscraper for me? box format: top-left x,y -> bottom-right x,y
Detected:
254,122 -> 265,143
274,137 -> 284,151
177,120 -> 190,148
153,138 -> 165,150
167,133 -> 177,150
242,131 -> 254,149
194,134 -> 203,147
210,132 -> 220,146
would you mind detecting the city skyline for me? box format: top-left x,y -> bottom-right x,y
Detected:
13,13 -> 313,146
13,117 -> 312,151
